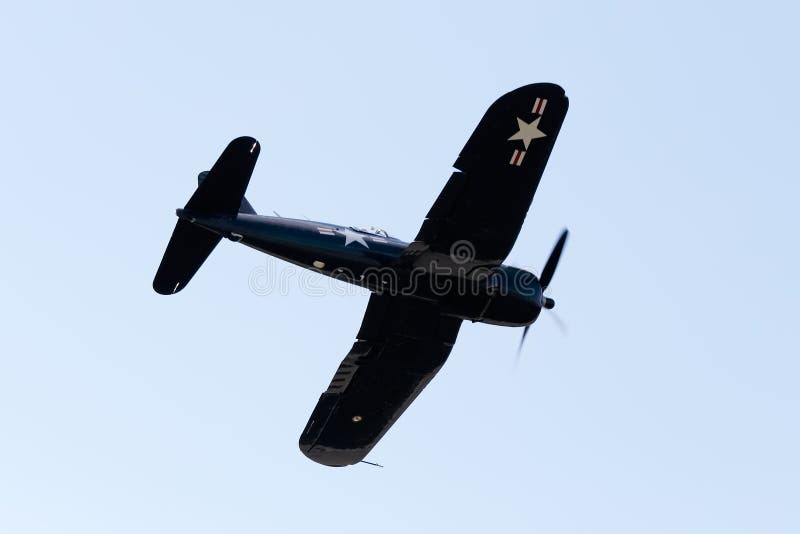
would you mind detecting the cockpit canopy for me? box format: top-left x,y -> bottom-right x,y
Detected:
352,226 -> 391,238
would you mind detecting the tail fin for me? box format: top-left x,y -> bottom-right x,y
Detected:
153,136 -> 260,295
198,171 -> 256,214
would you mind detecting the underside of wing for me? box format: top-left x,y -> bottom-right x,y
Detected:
408,83 -> 569,270
299,294 -> 462,466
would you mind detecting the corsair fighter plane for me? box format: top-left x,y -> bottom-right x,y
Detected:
153,83 -> 570,466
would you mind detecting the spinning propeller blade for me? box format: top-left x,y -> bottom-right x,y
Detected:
540,229 -> 569,291
515,228 -> 569,362
517,325 -> 531,363
547,310 -> 568,335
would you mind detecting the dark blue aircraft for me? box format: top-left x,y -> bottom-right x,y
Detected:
154,83 -> 569,466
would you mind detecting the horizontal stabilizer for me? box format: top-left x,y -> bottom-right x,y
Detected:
153,220 -> 221,295
152,136 -> 261,295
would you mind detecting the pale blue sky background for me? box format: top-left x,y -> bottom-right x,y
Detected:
1,1 -> 798,533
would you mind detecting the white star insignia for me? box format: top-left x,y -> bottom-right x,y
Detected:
508,116 -> 547,149
339,228 -> 369,248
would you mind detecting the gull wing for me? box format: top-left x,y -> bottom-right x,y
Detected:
299,294 -> 461,466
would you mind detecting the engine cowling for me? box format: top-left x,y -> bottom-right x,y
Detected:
477,265 -> 544,326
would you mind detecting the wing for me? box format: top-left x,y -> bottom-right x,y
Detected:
299,294 -> 462,466
406,83 -> 569,270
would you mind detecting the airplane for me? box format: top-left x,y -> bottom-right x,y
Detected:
153,83 -> 569,467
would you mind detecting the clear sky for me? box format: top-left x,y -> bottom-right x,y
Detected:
1,1 -> 798,533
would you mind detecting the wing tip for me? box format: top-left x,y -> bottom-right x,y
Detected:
298,442 -> 367,467
499,82 -> 567,105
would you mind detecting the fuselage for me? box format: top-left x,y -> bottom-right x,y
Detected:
179,209 -> 545,327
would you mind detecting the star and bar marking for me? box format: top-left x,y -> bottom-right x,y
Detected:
508,116 -> 547,150
317,226 -> 370,248
340,228 -> 369,248
532,97 -> 547,115
507,97 -> 549,166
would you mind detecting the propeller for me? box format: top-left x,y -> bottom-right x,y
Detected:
516,229 -> 569,359
515,324 -> 532,367
540,229 -> 569,290
547,310 -> 569,335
